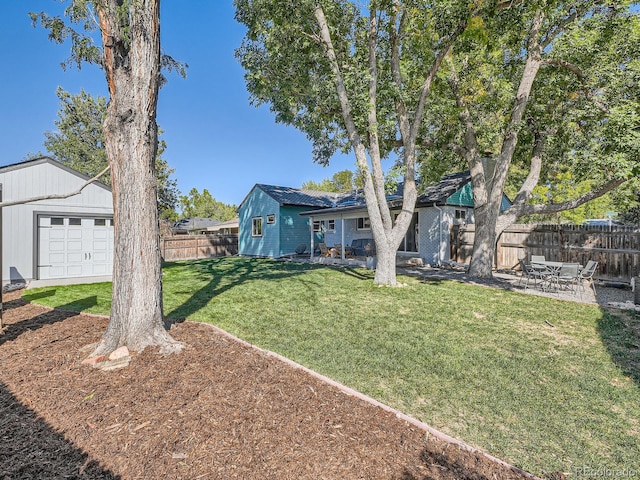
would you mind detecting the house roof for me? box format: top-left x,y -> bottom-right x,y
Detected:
415,171 -> 471,207
241,183 -> 360,209
299,171 -> 474,216
0,156 -> 111,192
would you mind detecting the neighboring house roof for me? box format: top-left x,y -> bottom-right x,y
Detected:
0,156 -> 111,192
199,217 -> 239,232
240,183 -> 361,209
173,217 -> 221,233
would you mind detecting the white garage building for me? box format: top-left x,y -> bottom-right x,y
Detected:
1,157 -> 114,286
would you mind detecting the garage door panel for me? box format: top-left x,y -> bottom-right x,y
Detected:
67,265 -> 83,276
50,253 -> 65,263
93,264 -> 108,274
38,215 -> 114,280
67,241 -> 82,251
49,241 -> 65,251
49,266 -> 65,277
93,252 -> 107,262
67,252 -> 83,262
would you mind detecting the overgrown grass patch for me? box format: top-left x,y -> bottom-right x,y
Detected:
24,257 -> 640,476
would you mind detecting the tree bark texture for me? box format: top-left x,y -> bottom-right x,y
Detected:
94,0 -> 180,355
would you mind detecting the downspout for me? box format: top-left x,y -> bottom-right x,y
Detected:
309,215 -> 314,260
433,203 -> 443,267
341,215 -> 345,260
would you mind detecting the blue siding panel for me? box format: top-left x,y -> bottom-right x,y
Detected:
279,206 -> 316,256
239,187 -> 281,257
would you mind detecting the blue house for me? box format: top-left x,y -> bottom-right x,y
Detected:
238,184 -> 358,257
239,172 -> 511,264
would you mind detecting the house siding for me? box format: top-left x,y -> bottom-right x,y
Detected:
238,187 -> 281,257
279,206 -> 316,256
445,182 -> 475,207
0,159 -> 113,283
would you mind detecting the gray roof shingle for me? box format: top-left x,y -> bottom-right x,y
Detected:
255,184 -> 357,208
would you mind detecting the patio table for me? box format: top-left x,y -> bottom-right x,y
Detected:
535,261 -> 583,293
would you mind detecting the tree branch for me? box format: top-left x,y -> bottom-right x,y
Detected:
541,58 -> 610,114
505,177 -> 627,219
0,165 -> 111,208
409,16 -> 470,146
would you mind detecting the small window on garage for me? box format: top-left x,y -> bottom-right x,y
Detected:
51,217 -> 64,226
94,218 -> 106,226
266,214 -> 276,224
69,218 -> 82,226
108,218 -> 114,226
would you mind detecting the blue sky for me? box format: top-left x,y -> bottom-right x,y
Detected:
0,1 -> 357,206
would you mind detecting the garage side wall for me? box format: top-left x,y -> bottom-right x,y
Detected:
1,161 -> 113,284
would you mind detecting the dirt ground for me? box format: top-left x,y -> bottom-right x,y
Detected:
0,290 -> 541,480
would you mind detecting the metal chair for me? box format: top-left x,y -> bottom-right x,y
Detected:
519,259 -> 550,289
577,260 -> 598,297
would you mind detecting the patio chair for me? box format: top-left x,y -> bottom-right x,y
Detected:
531,255 -> 546,264
548,263 -> 580,294
577,260 -> 598,297
294,243 -> 307,255
518,259 -> 550,289
318,243 -> 330,257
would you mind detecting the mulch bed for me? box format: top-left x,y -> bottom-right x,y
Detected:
0,290 -> 539,480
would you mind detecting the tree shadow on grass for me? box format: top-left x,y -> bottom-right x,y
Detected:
2,288 -> 56,312
0,296 -> 97,347
164,258 -> 320,325
0,381 -> 120,479
597,309 -> 640,388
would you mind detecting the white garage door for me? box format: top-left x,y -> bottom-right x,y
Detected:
38,216 -> 114,280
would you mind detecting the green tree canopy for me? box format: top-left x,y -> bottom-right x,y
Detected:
44,87 -> 181,221
302,169 -> 362,192
178,188 -> 237,222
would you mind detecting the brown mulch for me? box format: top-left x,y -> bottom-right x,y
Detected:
0,290 -> 539,480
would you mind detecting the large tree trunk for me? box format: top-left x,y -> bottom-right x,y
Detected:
92,0 -> 181,355
467,204 -> 499,277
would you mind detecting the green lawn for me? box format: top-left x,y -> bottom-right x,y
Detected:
23,257 -> 640,477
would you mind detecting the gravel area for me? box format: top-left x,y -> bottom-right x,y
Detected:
399,265 -> 636,309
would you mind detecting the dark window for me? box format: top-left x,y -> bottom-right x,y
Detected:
266,214 -> 276,224
69,218 -> 82,226
94,219 -> 106,226
51,217 -> 64,226
357,217 -> 371,230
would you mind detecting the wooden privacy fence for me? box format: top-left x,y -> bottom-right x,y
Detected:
451,224 -> 640,284
161,234 -> 238,262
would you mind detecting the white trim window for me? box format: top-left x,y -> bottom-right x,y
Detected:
356,217 -> 371,230
266,214 -> 276,224
252,217 -> 263,237
313,220 -> 322,232
323,219 -> 335,232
